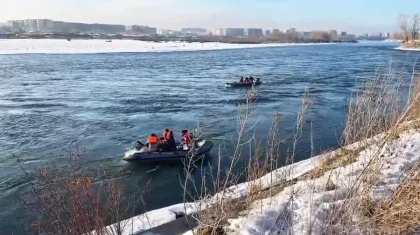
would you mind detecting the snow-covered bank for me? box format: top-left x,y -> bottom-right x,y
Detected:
396,47 -> 420,51
0,39 -> 332,54
226,129 -> 420,234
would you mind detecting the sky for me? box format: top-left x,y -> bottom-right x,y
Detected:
0,0 -> 419,34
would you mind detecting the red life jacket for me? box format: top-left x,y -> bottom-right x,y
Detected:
183,131 -> 191,145
164,130 -> 173,140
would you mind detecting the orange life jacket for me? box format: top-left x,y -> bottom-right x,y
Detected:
148,136 -> 159,144
164,130 -> 173,140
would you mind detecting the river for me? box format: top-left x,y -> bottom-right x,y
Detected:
0,41 -> 417,234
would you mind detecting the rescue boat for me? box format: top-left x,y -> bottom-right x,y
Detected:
122,140 -> 214,162
225,79 -> 262,88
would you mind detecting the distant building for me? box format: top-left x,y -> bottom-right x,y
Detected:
37,19 -> 50,31
246,28 -> 263,38
157,29 -> 181,36
212,28 -> 226,36
265,29 -> 271,36
181,28 -> 207,36
8,19 -> 125,34
24,19 -> 38,31
341,31 -> 347,37
386,32 -> 391,39
225,28 -> 245,37
303,31 -> 311,38
329,30 -> 338,40
272,29 -> 280,34
7,20 -> 20,29
286,28 -> 296,33
128,25 -> 157,35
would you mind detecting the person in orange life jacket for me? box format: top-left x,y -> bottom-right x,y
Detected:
163,129 -> 176,150
147,133 -> 159,152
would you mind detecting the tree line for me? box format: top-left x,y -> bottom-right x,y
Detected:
398,14 -> 420,42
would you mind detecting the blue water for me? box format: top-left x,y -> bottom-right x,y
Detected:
0,41 -> 418,234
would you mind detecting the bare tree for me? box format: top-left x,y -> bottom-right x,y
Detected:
411,14 -> 420,41
398,14 -> 409,42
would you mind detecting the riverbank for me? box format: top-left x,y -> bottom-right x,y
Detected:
0,33 -> 358,45
396,40 -> 420,51
0,39 -> 337,54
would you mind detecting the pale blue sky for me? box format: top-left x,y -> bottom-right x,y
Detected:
0,0 -> 419,33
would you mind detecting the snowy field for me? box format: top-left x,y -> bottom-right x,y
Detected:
0,39 -> 327,54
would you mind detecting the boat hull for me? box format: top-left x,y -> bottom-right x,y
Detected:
123,140 -> 213,162
226,81 -> 262,88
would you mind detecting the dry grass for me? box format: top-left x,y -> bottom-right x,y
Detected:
374,163 -> 420,235
19,145 -> 148,235
304,148 -> 360,180
182,87 -> 310,235
316,66 -> 420,234
195,197 -> 247,235
175,65 -> 420,235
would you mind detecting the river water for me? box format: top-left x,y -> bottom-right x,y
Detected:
0,41 -> 417,234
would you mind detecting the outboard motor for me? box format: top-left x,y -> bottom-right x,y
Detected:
135,141 -> 144,150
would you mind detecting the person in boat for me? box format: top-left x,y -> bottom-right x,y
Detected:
244,77 -> 249,83
158,137 -> 168,151
250,76 -> 254,83
163,129 -> 176,150
240,77 -> 244,83
181,130 -> 193,149
147,133 -> 159,152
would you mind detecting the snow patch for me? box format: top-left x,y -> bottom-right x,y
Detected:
226,130 -> 420,235
0,39 -> 332,55
395,47 -> 420,51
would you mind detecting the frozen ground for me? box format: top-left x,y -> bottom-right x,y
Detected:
396,46 -> 420,51
0,39 -> 329,54
225,129 -> 420,235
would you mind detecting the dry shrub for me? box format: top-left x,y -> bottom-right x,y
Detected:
342,67 -> 405,146
305,148 -> 359,180
375,163 -> 420,235
187,66 -> 420,235
19,145 -> 146,235
184,88 -> 310,235
195,197 -> 247,235
304,65 -> 420,235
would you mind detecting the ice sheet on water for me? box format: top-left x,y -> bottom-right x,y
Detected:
0,39 -> 328,54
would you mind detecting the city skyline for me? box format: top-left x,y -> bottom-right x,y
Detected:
2,18 -> 393,37
0,0 -> 418,34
